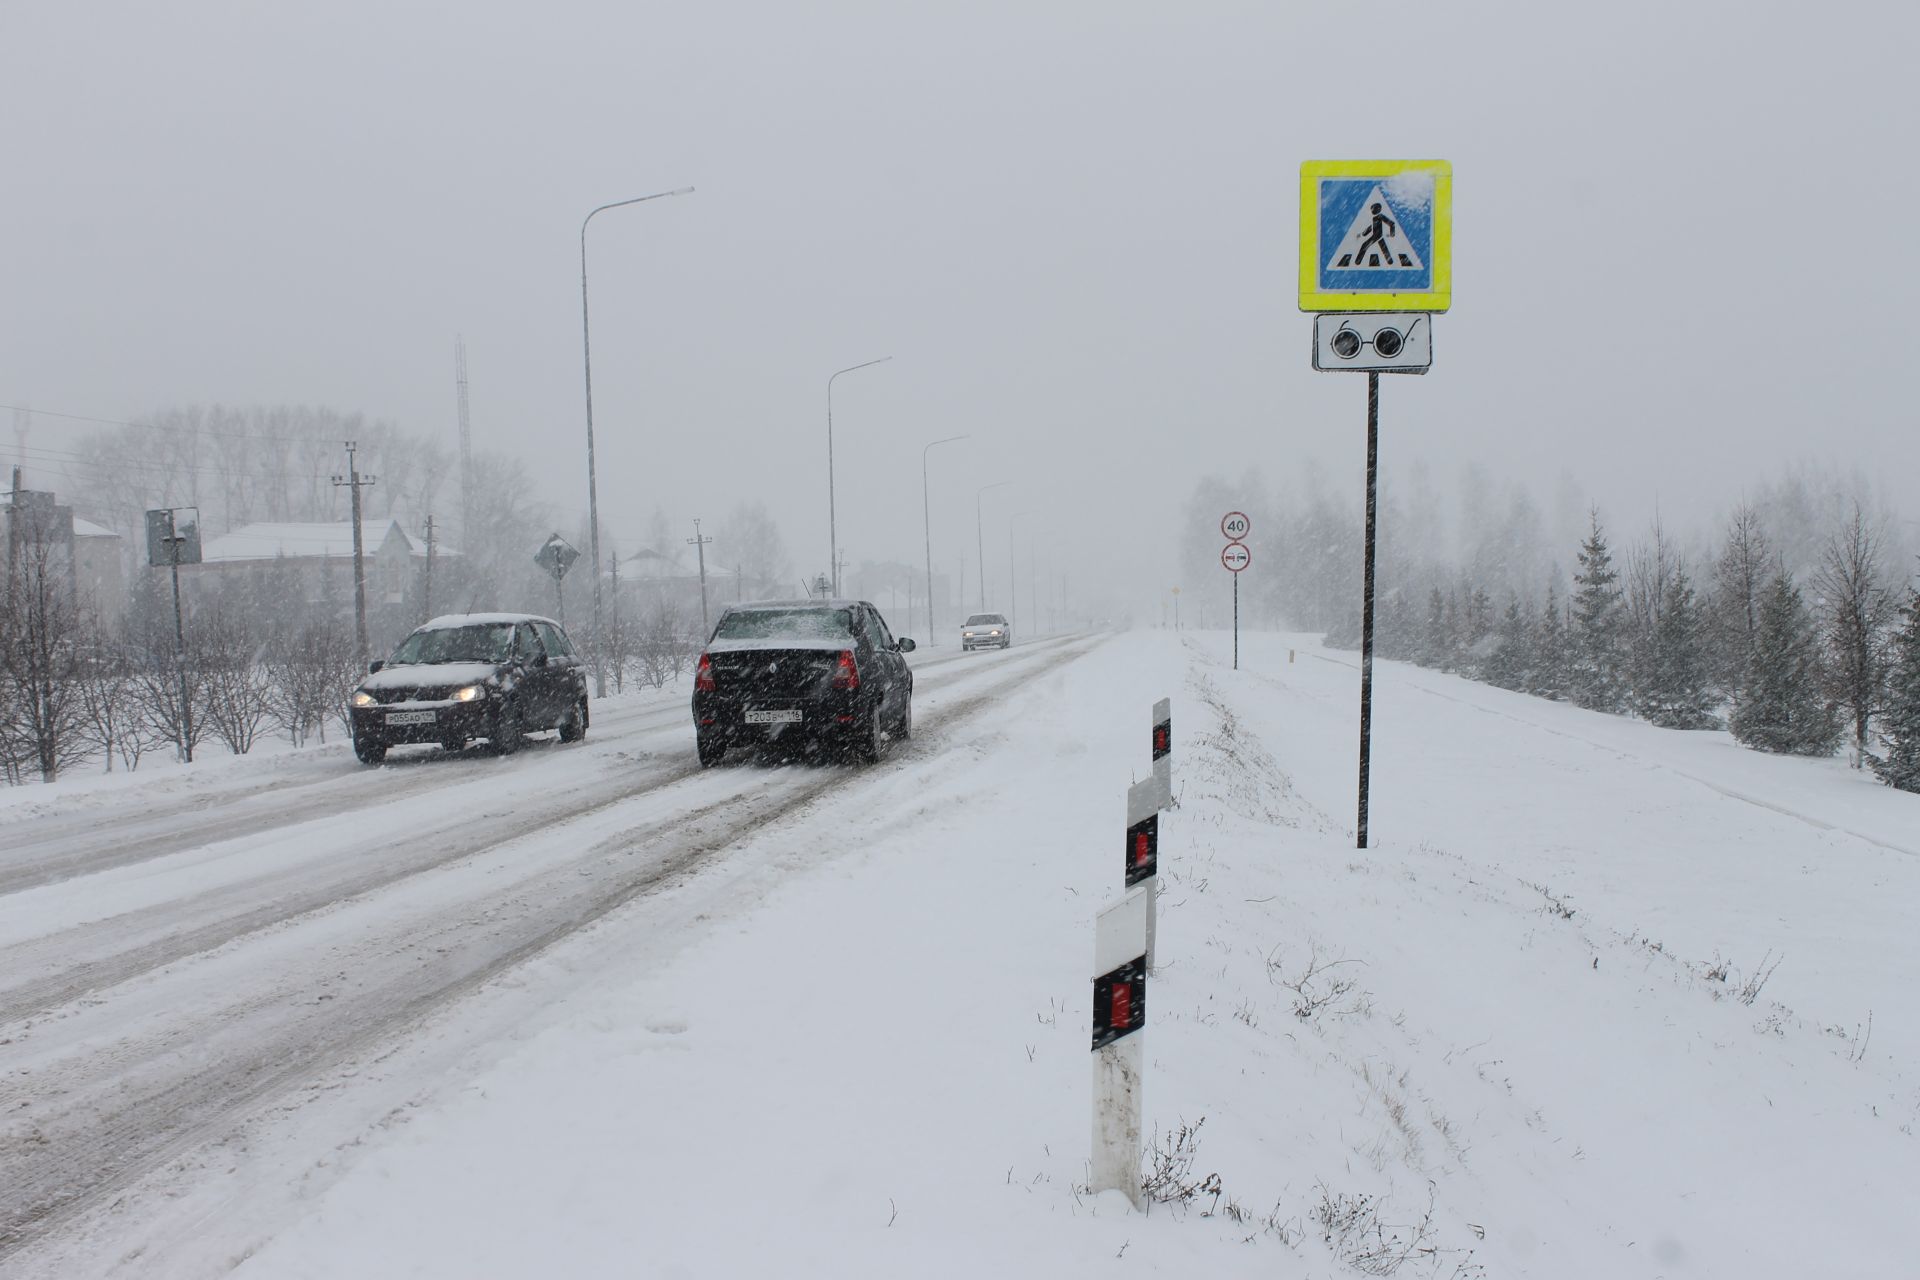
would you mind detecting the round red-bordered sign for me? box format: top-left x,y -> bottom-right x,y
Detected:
1220,511 -> 1251,541
1221,542 -> 1251,573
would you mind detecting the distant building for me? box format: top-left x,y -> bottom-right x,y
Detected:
612,546 -> 745,629
182,519 -> 454,649
1,487 -> 126,629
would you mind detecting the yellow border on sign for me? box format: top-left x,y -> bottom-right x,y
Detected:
1299,159 -> 1451,313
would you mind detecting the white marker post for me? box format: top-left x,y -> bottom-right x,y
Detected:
1091,887 -> 1149,1207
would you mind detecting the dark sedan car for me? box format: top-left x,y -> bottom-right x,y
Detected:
348,613 -> 588,764
691,600 -> 915,766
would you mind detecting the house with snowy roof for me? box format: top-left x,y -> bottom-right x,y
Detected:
181,519 -> 454,646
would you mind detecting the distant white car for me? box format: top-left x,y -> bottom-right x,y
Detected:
961,612 -> 1011,651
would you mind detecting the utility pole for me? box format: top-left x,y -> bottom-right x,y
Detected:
331,441 -> 376,669
607,551 -> 622,693
686,518 -> 713,635
422,514 -> 436,622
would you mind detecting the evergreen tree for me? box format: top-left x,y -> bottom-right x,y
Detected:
1528,582 -> 1569,700
1708,503 -> 1772,700
1569,513 -> 1626,712
1484,597 -> 1532,691
1871,587 -> 1920,792
1416,588 -> 1446,668
1636,567 -> 1716,728
1731,574 -> 1842,756
1463,585 -> 1494,676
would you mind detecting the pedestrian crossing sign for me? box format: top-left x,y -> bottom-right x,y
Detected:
1300,159 -> 1451,312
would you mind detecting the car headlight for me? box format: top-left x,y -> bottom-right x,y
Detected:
453,685 -> 484,702
351,691 -> 376,707
989,629 -> 1002,636
962,631 -> 975,637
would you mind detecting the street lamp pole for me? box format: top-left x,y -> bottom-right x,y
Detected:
975,479 -> 1011,613
579,185 -> 692,697
921,434 -> 969,644
827,356 -> 892,596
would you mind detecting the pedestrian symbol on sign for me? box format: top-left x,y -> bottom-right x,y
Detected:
1328,187 -> 1424,271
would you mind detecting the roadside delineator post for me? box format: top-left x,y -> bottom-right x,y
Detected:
1090,697 -> 1173,1204
1090,886 -> 1149,1207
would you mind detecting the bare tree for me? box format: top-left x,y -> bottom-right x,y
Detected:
75,639 -> 153,772
1813,501 -> 1897,766
0,533 -> 93,781
263,612 -> 359,746
195,594 -> 272,754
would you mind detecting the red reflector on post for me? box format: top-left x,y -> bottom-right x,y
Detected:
1110,982 -> 1131,1030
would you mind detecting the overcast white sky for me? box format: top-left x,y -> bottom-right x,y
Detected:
4,1 -> 1914,618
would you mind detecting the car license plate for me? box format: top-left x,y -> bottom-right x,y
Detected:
386,710 -> 436,727
745,708 -> 802,725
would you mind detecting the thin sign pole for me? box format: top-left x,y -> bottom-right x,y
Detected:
1357,371 -> 1379,849
1233,573 -> 1239,671
169,527 -> 193,764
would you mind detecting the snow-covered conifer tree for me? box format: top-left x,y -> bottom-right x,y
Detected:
1731,573 -> 1842,756
1528,582 -> 1569,700
1636,567 -> 1716,729
1484,597 -> 1532,691
1569,513 -> 1626,712
1871,586 -> 1920,792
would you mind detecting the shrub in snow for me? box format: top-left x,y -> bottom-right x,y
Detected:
1731,574 -> 1842,757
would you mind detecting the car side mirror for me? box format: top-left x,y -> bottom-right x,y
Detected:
897,637 -> 917,653
368,660 -> 384,673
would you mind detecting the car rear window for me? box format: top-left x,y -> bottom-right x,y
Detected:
390,623 -> 515,664
713,608 -> 854,641
964,614 -> 1005,626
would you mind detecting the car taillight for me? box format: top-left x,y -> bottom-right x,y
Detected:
831,649 -> 859,691
695,652 -> 716,692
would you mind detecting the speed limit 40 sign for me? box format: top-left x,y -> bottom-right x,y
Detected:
1221,511 -> 1250,542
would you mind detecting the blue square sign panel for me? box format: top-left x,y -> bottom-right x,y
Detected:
1299,160 -> 1452,312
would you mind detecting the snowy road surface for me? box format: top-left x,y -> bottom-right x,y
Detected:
0,636 -> 1093,1268
3,630 -> 1916,1279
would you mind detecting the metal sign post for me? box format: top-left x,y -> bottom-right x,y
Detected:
1220,513 -> 1250,671
1301,159 -> 1452,851
145,508 -> 202,763
535,533 -> 580,624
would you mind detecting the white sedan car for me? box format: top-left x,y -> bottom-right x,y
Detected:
960,612 -> 1011,651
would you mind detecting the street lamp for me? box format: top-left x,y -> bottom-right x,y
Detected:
921,434 -> 969,644
975,479 -> 1011,613
827,356 -> 892,595
579,185 -> 693,697
1009,510 -> 1033,641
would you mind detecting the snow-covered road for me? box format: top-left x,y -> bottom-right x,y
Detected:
0,636 -> 1096,1264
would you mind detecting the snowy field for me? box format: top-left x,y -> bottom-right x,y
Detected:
2,631 -> 1915,1278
